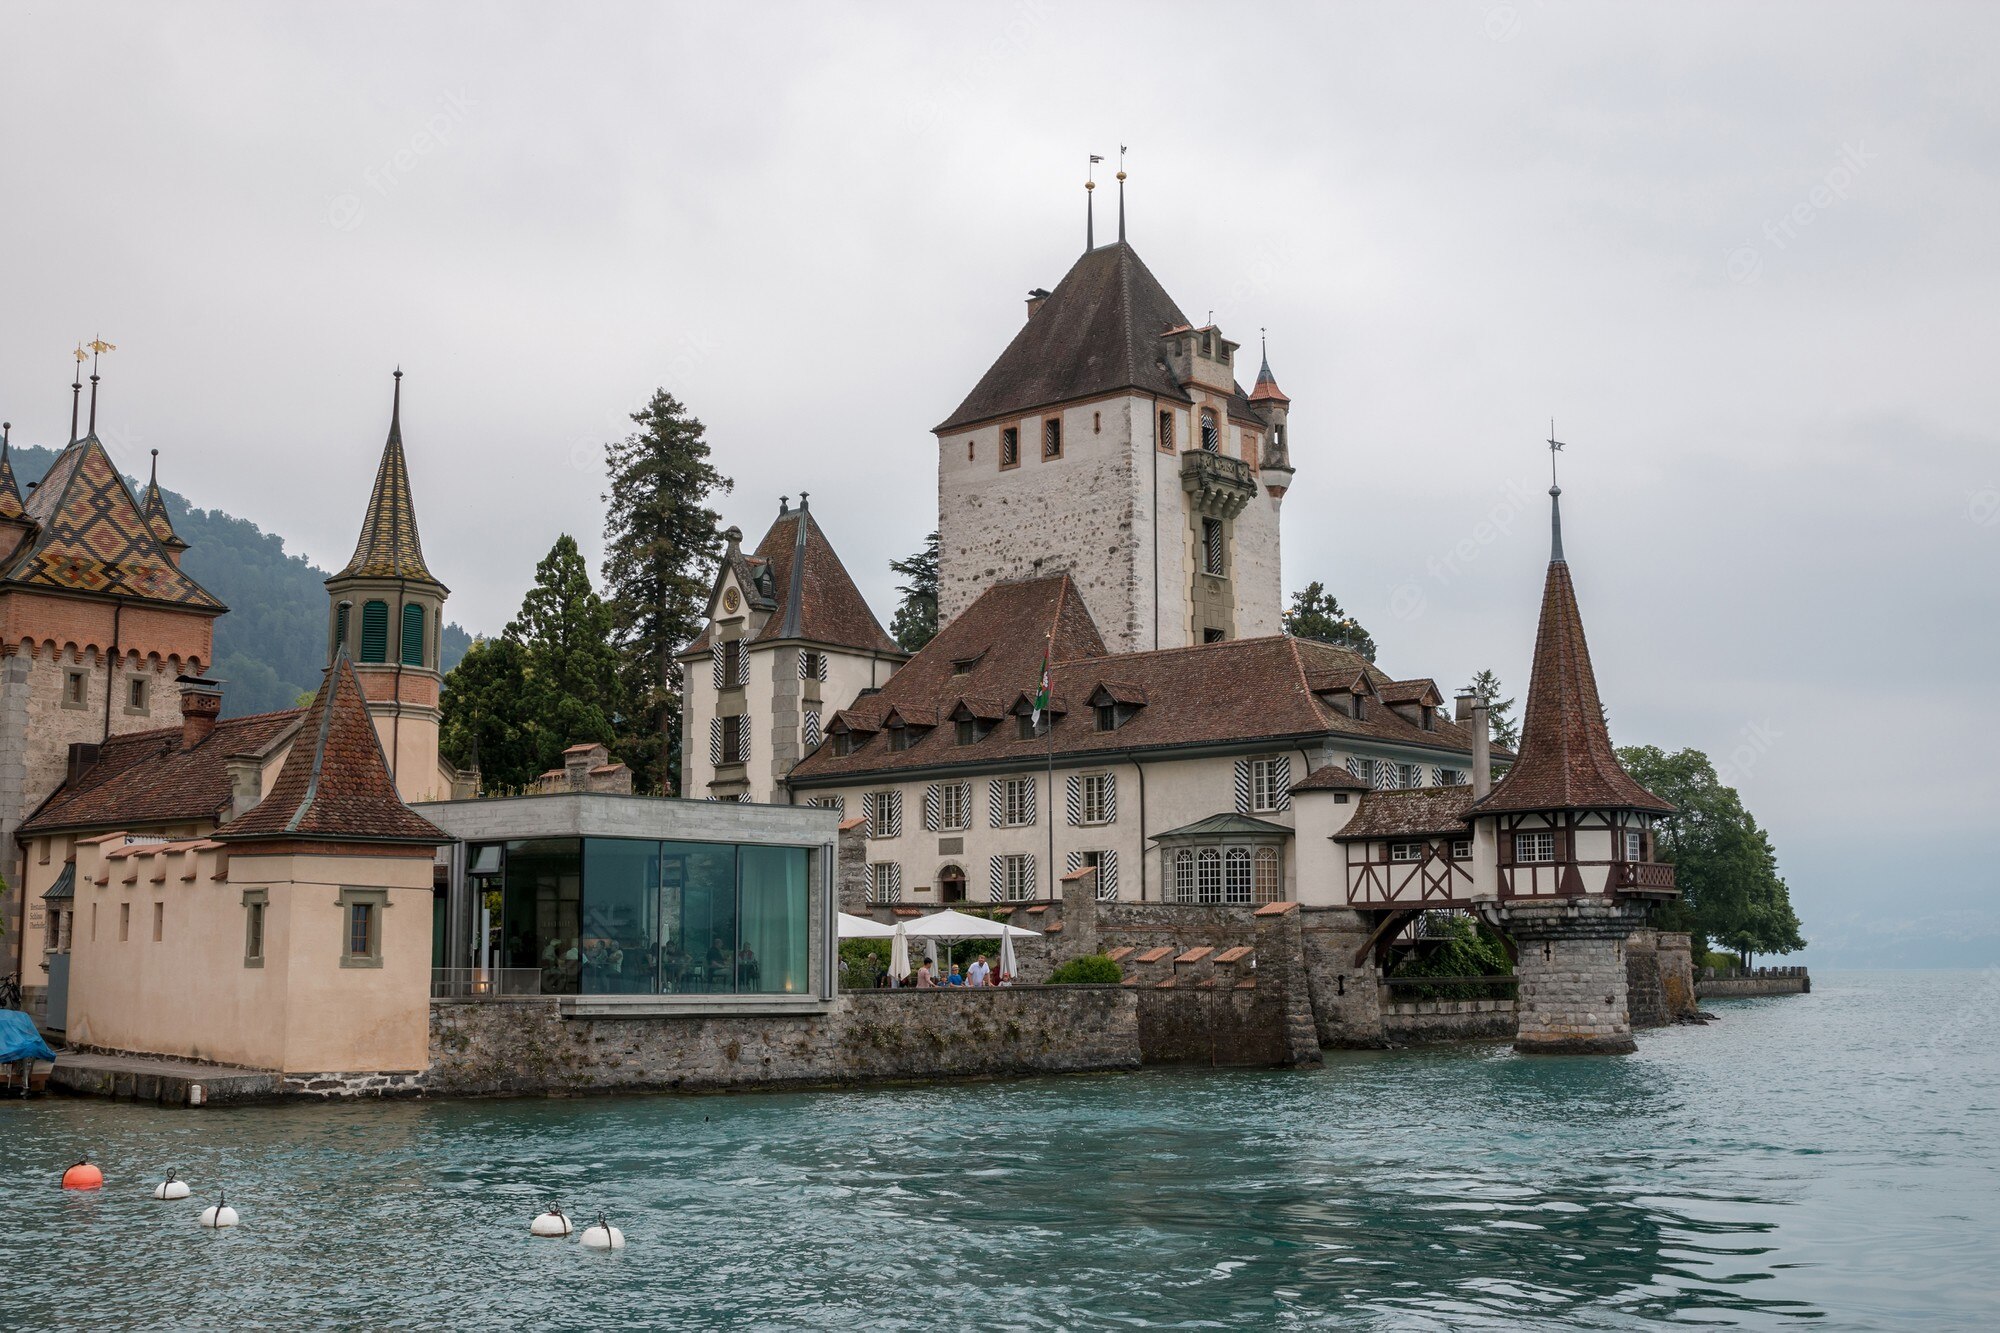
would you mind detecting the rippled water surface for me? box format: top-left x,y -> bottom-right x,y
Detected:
3,971 -> 1996,1329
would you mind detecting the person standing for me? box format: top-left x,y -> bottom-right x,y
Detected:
916,960 -> 936,988
966,955 -> 991,987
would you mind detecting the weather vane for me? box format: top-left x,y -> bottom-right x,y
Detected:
1547,418 -> 1566,489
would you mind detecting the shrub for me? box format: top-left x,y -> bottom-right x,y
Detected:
1048,954 -> 1122,985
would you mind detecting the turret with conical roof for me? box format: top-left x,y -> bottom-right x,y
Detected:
140,449 -> 190,564
324,371 -> 452,802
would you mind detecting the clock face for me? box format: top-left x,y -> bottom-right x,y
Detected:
723,587 -> 740,613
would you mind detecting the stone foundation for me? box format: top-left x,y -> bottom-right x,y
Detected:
1487,897 -> 1649,1055
1382,997 -> 1517,1043
280,1070 -> 427,1099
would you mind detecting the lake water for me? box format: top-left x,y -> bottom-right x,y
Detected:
2,971 -> 1995,1329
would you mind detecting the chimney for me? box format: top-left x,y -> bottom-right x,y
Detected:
1469,697 -> 1491,799
1025,287 -> 1052,320
226,755 -> 264,820
65,742 -> 101,787
177,675 -> 224,749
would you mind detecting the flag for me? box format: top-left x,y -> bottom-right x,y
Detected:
1031,638 -> 1052,730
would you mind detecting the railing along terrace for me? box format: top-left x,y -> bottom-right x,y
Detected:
431,968 -> 543,999
1614,862 -> 1678,892
1381,975 -> 1519,1003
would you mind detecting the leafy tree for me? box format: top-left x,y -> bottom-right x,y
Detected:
1464,669 -> 1520,749
1284,582 -> 1376,661
1048,954 -> 1122,984
889,530 -> 940,652
601,390 -> 733,793
441,636 -> 535,789
1617,745 -> 1806,962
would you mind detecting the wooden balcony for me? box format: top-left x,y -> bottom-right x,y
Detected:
1613,861 -> 1677,896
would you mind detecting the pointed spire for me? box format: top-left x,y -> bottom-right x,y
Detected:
69,345 -> 84,445
1547,420 -> 1566,563
1477,477 -> 1670,817
0,421 -> 22,523
1249,329 -> 1291,404
140,448 -> 188,551
331,369 -> 445,591
1116,146 -> 1128,243
84,336 -> 114,438
1085,162 -> 1097,252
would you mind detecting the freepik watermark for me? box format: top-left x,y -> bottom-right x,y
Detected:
907,0 -> 1056,139
1725,141 -> 1876,283
329,91 -> 478,231
1387,476 -> 1541,622
1969,488 -> 2000,529
1715,718 -> 1782,786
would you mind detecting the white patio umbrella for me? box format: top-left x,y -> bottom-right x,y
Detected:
898,908 -> 1039,983
889,923 -> 911,986
998,931 -> 1018,983
837,912 -> 897,939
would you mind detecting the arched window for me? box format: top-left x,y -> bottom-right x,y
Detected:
1225,848 -> 1252,904
1196,848 -> 1222,904
400,603 -> 426,666
1253,848 -> 1281,904
1173,850 -> 1195,903
359,600 -> 389,663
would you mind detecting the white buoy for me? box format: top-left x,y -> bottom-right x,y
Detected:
152,1171 -> 191,1201
578,1214 -> 625,1250
198,1189 -> 239,1229
530,1207 -> 572,1238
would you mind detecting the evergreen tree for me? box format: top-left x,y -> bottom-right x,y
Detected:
889,530 -> 941,652
1464,668 -> 1520,749
1617,744 -> 1807,961
601,390 -> 733,793
1283,582 -> 1377,661
440,636 -> 535,790
511,534 -> 622,769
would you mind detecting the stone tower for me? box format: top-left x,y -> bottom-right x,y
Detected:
324,371 -> 450,803
932,236 -> 1294,653
1473,481 -> 1677,1054
679,497 -> 904,803
0,395 -> 224,947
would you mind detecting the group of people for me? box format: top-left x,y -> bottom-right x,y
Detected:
879,954 -> 1012,989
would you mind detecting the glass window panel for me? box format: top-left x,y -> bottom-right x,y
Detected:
738,846 -> 808,995
502,838 -> 583,995
583,839 -> 659,994
660,842 -> 738,994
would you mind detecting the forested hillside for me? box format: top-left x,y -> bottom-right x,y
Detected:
10,444 -> 473,715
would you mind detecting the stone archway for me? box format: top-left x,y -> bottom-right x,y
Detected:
937,864 -> 968,903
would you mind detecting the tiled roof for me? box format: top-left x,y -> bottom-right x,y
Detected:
0,435 -> 25,522
20,709 -> 304,835
792,581 -> 1489,783
0,435 -> 225,610
749,504 -> 899,655
139,453 -> 187,551
331,375 -> 444,590
936,241 -> 1197,432
1334,787 -> 1478,841
1151,813 -> 1294,840
1249,350 -> 1290,405
1477,541 -> 1672,816
1378,679 -> 1441,706
216,652 -> 446,844
1290,763 -> 1369,792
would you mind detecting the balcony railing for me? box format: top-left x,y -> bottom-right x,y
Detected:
431,967 -> 543,1000
1613,862 -> 1678,894
1180,450 -> 1259,517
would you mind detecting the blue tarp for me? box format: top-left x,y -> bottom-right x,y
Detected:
0,1010 -> 56,1064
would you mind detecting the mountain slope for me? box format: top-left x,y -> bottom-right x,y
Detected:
9,443 -> 473,715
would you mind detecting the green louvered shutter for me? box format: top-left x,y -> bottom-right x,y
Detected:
360,600 -> 389,662
333,602 -> 349,655
400,603 -> 426,666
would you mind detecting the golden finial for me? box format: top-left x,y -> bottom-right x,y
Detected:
87,337 -> 117,356
74,343 -> 87,364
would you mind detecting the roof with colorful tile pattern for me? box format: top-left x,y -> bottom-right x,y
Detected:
331,373 -> 444,590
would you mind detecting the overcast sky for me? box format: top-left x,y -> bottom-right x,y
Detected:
3,2 -> 1994,963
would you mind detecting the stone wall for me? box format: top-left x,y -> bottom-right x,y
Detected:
1382,998 -> 1517,1042
1696,968 -> 1810,998
1493,898 -> 1648,1055
426,985 -> 1140,1097
1137,986 -> 1276,1065
1626,928 -> 1701,1027
1298,906 -> 1387,1047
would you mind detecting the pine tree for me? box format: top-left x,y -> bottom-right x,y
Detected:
601,390 -> 733,792
440,635 -> 535,790
511,535 -> 623,772
1464,668 -> 1519,748
1283,582 -> 1377,661
889,530 -> 941,652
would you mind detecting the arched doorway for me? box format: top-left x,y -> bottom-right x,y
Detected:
938,864 -> 968,903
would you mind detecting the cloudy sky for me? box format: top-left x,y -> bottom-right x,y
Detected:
3,2 -> 1994,963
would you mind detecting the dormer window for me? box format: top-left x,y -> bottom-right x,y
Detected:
833,732 -> 859,757
888,725 -> 913,752
1018,712 -> 1044,741
1096,704 -> 1117,732
956,718 -> 980,746
1200,331 -> 1213,357
1420,705 -> 1435,731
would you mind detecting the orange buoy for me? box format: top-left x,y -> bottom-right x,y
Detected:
61,1160 -> 104,1191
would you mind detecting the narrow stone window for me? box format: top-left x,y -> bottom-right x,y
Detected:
243,889 -> 267,967
1000,427 -> 1020,468
400,603 -> 426,667
338,887 -> 388,968
119,902 -> 130,941
1092,410 -> 1101,434
1202,518 -> 1224,575
126,676 -> 149,713
359,600 -> 390,662
1200,409 -> 1219,452
64,669 -> 88,709
152,901 -> 164,942
1043,416 -> 1063,459
1158,409 -> 1175,452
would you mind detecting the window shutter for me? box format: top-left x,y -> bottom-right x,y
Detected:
1234,759 -> 1252,814
400,603 -> 425,666
860,792 -> 876,839
711,643 -> 724,689
1098,850 -> 1119,900
1272,757 -> 1292,812
1103,774 -> 1117,822
884,792 -> 902,838
359,600 -> 389,663
816,653 -> 828,681
1024,778 -> 1036,825
804,710 -> 821,750
708,718 -> 722,766
988,856 -> 1006,901
989,778 -> 1006,828
1067,851 -> 1083,873
1021,853 -> 1036,898
1346,755 -> 1364,781
1066,774 -> 1082,827
739,711 -> 750,762
924,784 -> 941,832
798,649 -> 809,681
333,602 -> 349,652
